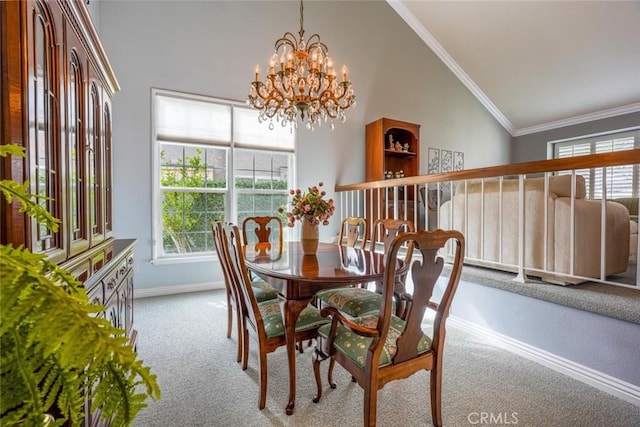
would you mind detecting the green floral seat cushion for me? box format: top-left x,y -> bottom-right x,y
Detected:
316,288 -> 394,317
318,314 -> 432,369
251,279 -> 278,302
258,299 -> 330,338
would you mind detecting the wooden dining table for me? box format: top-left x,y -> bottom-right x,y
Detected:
244,241 -> 395,415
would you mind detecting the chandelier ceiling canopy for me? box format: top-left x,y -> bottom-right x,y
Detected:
247,0 -> 356,131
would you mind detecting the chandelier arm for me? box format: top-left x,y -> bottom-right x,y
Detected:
306,37 -> 328,55
275,32 -> 299,51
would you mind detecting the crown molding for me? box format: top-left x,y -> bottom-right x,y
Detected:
513,102 -> 640,137
386,0 -> 515,136
388,1 -> 640,139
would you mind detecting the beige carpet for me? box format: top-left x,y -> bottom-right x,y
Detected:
131,290 -> 639,426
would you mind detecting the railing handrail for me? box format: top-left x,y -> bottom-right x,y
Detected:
336,149 -> 640,191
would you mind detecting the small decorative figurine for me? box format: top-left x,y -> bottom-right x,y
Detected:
403,143 -> 409,152
388,135 -> 394,150
395,140 -> 402,151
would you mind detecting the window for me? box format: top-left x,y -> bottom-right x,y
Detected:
550,127 -> 639,199
152,89 -> 295,260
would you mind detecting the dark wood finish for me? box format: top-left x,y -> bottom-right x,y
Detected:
312,230 -> 465,427
1,0 -> 119,254
82,239 -> 136,427
244,241 -> 395,415
1,2 -> 132,426
365,118 -> 421,224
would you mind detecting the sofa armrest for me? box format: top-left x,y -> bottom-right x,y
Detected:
554,199 -> 629,278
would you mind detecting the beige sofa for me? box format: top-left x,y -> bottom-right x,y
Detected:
439,175 -> 630,284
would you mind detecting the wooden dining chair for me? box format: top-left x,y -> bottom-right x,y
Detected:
338,216 -> 369,249
315,218 -> 415,319
212,220 -> 278,365
239,216 -> 280,303
241,216 -> 284,255
312,229 -> 465,427
212,222 -> 244,363
220,222 -> 330,409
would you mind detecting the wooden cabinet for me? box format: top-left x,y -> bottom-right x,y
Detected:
1,1 -> 134,425
365,118 -> 420,183
365,118 -> 420,223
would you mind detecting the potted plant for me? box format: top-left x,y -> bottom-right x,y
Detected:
0,144 -> 160,426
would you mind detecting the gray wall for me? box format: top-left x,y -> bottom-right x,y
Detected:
512,111 -> 640,162
97,0 -> 510,291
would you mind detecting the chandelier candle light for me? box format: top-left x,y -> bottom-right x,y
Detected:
247,0 -> 356,131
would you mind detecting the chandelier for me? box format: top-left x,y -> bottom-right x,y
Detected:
247,0 -> 356,131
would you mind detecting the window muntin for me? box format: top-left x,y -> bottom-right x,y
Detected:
152,89 -> 295,260
551,128 -> 639,199
234,149 -> 291,226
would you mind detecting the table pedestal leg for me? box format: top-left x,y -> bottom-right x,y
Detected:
279,296 -> 312,415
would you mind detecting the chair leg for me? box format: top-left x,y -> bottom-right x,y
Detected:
241,325 -> 249,371
363,382 -> 378,427
226,293 -> 232,338
235,307 -> 243,363
258,343 -> 268,410
430,363 -> 443,427
327,358 -> 337,389
312,348 -> 324,403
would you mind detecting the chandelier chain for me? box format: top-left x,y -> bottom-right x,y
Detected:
299,0 -> 304,41
247,0 -> 356,131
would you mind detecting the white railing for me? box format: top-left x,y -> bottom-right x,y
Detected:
336,150 -> 639,289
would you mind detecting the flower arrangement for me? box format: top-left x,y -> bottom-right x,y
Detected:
279,181 -> 336,227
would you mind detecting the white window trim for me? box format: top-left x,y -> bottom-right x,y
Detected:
150,88 -> 297,262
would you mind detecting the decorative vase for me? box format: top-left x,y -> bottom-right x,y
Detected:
301,219 -> 319,255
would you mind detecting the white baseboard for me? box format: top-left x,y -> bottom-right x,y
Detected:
449,316 -> 640,407
134,282 -> 225,299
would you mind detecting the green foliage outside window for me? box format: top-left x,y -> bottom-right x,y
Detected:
160,149 -> 224,254
160,149 -> 289,254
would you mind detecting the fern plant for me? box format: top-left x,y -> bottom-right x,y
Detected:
0,144 -> 160,426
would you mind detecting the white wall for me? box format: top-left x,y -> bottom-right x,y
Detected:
97,0 -> 510,291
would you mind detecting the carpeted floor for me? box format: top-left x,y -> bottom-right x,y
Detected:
449,265 -> 640,324
132,290 -> 640,427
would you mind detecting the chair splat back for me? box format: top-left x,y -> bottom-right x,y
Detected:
242,216 -> 283,256
339,217 -> 369,249
390,232 -> 460,364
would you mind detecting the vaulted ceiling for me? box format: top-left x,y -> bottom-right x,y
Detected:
390,0 -> 640,136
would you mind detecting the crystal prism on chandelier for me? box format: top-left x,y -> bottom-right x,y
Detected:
247,0 -> 356,131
